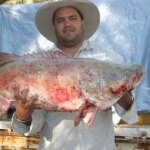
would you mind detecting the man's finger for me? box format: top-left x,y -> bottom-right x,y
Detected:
20,87 -> 29,103
13,84 -> 21,100
26,94 -> 38,108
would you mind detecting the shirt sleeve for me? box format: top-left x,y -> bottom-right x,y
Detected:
114,100 -> 138,124
86,41 -> 124,64
11,109 -> 46,136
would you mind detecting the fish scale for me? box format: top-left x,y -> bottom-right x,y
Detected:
0,51 -> 144,126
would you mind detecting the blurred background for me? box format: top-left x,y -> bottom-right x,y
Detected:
0,0 -> 150,149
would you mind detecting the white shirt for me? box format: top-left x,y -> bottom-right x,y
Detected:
11,40 -> 138,150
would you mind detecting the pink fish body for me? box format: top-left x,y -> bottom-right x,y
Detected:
0,52 -> 144,126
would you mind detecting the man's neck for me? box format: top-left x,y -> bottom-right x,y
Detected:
60,47 -> 79,56
57,41 -> 84,56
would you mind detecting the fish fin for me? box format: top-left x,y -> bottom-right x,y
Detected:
0,95 -> 13,118
83,107 -> 98,126
23,50 -> 68,59
74,100 -> 97,126
0,50 -> 68,65
0,52 -> 17,66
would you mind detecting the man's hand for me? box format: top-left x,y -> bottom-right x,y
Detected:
13,84 -> 38,122
117,91 -> 133,110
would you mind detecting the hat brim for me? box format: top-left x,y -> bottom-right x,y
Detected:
35,0 -> 100,43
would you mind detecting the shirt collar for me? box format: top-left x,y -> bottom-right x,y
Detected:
52,40 -> 89,54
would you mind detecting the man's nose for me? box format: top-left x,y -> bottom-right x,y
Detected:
64,19 -> 71,26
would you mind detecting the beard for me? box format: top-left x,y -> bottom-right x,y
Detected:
55,28 -> 84,47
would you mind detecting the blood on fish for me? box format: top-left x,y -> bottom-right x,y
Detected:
111,85 -> 124,94
0,71 -> 17,88
53,88 -> 70,102
52,86 -> 82,103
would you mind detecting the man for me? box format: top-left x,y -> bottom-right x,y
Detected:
11,0 -> 138,150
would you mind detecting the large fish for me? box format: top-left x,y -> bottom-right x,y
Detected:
0,51 -> 144,126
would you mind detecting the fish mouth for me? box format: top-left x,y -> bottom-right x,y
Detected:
124,69 -> 144,91
111,69 -> 144,94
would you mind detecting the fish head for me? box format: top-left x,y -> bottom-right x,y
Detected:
111,64 -> 144,94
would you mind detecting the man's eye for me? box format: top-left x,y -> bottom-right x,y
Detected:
70,17 -> 77,20
56,19 -> 64,23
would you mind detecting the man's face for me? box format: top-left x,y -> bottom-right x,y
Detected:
53,6 -> 85,47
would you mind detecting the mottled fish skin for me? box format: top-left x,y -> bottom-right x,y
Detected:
0,51 -> 144,126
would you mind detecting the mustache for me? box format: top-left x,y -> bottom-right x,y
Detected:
63,26 -> 75,33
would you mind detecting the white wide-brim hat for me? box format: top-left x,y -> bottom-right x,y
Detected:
35,0 -> 100,43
